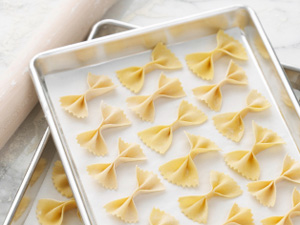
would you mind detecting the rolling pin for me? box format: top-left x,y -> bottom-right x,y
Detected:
0,0 -> 118,150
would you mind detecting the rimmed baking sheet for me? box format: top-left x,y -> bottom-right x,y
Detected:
35,28 -> 300,224
30,6 -> 300,225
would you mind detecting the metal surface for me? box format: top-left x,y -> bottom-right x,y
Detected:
88,19 -> 138,40
29,6 -> 300,224
284,65 -> 300,98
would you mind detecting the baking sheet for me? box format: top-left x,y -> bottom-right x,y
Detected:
41,27 -> 300,224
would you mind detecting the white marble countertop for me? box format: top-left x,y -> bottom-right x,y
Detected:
0,0 -> 300,223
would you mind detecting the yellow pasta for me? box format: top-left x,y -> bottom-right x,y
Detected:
222,203 -> 254,225
178,171 -> 242,224
126,73 -> 186,122
60,73 -> 116,118
193,60 -> 247,111
159,131 -> 220,187
213,90 -> 271,142
225,121 -> 284,180
117,42 -> 182,93
36,198 -> 77,225
77,102 -> 131,156
52,160 -> 73,198
87,138 -> 146,189
261,188 -> 300,225
149,208 -> 180,225
186,30 -> 248,80
138,100 -> 207,154
247,155 -> 300,207
104,166 -> 165,223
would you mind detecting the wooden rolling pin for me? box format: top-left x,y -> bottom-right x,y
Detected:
0,0 -> 118,150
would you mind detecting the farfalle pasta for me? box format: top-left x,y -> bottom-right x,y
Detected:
186,30 -> 248,80
213,90 -> 271,142
104,166 -> 165,223
87,138 -> 146,189
138,100 -> 207,154
52,160 -> 73,198
247,155 -> 300,207
149,208 -> 180,225
261,188 -> 300,225
77,102 -> 131,156
178,171 -> 242,224
36,198 -> 77,225
117,42 -> 182,93
60,73 -> 116,118
225,121 -> 284,180
126,73 -> 186,121
193,60 -> 247,111
222,203 -> 254,225
159,131 -> 220,187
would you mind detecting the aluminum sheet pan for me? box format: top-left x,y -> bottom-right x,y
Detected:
30,6 -> 300,225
